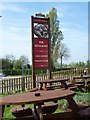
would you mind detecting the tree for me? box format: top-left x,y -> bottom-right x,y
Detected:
2,54 -> 15,70
46,7 -> 64,68
14,55 -> 29,69
58,42 -> 70,68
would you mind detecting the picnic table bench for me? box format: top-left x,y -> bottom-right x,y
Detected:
0,89 -> 79,120
72,75 -> 90,91
73,75 -> 90,80
38,78 -> 69,90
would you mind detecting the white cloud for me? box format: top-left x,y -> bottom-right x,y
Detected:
1,25 -> 32,60
56,4 -> 76,18
0,3 -> 28,13
61,22 -> 88,63
56,3 -> 88,20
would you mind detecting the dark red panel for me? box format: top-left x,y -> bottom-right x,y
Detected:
33,18 -> 48,23
34,62 -> 49,69
34,57 -> 48,60
34,52 -> 48,55
32,17 -> 50,69
34,39 -> 48,44
33,39 -> 49,69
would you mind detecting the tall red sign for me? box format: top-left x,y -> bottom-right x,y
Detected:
32,16 -> 51,69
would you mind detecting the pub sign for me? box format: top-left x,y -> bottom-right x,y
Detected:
31,16 -> 51,69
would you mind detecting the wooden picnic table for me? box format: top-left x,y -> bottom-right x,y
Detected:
0,89 -> 79,120
38,78 -> 69,90
73,75 -> 90,85
73,75 -> 90,80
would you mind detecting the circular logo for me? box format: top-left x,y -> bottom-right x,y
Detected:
34,24 -> 48,38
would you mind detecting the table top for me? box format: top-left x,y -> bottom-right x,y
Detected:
0,89 -> 75,105
38,78 -> 69,84
73,75 -> 90,79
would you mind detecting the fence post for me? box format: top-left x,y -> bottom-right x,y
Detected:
22,77 -> 25,91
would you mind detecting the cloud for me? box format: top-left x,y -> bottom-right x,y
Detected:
1,25 -> 32,59
56,4 -> 76,18
55,3 -> 88,19
0,3 -> 28,13
56,3 -> 88,63
61,22 -> 88,63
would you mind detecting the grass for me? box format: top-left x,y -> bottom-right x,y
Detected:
74,92 -> 90,105
4,105 -> 16,118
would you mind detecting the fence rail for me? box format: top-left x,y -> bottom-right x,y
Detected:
0,68 -> 89,94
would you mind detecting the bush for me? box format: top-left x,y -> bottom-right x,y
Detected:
2,69 -> 32,76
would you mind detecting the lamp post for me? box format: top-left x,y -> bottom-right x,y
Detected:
27,64 -> 30,75
10,64 -> 13,76
21,60 -> 25,91
22,62 -> 24,76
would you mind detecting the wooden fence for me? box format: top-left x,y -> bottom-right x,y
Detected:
0,68 -> 89,94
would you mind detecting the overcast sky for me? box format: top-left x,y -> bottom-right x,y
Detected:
0,1 -> 88,64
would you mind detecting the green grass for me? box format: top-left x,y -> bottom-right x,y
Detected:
4,105 -> 16,118
54,108 -> 64,113
74,92 -> 90,105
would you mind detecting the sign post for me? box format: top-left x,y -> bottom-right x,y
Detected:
31,16 -> 51,88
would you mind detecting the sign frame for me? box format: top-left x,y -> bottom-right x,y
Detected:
31,16 -> 51,88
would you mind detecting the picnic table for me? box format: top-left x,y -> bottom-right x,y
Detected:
0,89 -> 79,120
73,75 -> 90,80
73,75 -> 90,85
38,78 -> 69,90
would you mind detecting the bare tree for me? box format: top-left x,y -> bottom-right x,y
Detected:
58,42 -> 70,68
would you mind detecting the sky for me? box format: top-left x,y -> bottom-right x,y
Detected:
0,1 -> 89,64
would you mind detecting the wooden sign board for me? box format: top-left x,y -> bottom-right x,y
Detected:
31,16 -> 51,69
31,16 -> 51,88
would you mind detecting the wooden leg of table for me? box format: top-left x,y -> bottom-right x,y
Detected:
61,82 -> 68,89
0,105 -> 5,119
45,83 -> 47,88
40,83 -> 43,90
34,104 -> 39,120
34,104 -> 38,115
38,105 -> 43,120
66,96 -> 79,112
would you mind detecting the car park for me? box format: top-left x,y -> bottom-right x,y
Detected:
0,73 -> 6,77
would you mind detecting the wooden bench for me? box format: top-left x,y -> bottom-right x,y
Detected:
10,88 -> 39,120
43,111 -> 81,120
68,80 -> 85,91
75,81 -> 85,87
77,103 -> 89,110
41,103 -> 58,114
2,116 -> 36,120
78,107 -> 90,120
10,105 -> 35,119
68,103 -> 89,110
38,78 -> 69,90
